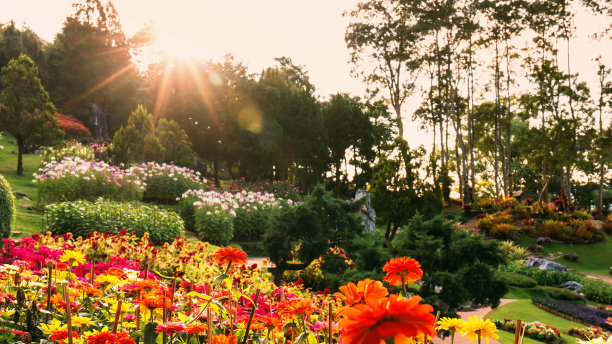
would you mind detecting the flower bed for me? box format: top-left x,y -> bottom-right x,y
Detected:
56,113 -> 92,138
41,140 -> 95,163
34,157 -> 144,204
568,326 -> 611,341
0,233 -> 438,344
179,189 -> 284,243
493,319 -> 561,343
532,298 -> 612,331
126,162 -> 205,204
44,199 -> 184,244
220,178 -> 303,201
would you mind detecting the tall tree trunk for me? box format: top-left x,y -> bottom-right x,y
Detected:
17,137 -> 24,175
494,39 -> 500,199
598,96 -> 605,216
505,37 -> 513,197
469,38 -> 476,202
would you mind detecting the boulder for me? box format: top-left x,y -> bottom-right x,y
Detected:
558,281 -> 582,292
526,257 -> 567,271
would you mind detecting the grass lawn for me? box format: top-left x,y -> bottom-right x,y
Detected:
486,299 -> 586,344
0,132 -> 43,237
518,234 -> 612,277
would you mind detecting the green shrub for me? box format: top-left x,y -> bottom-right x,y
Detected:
490,223 -> 520,239
194,207 -> 234,245
0,174 -> 16,239
582,278 -> 612,305
44,199 -> 183,244
503,262 -> 579,286
495,271 -> 538,288
540,286 -> 585,301
233,208 -> 274,242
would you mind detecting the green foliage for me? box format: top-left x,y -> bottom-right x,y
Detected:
0,174 -> 16,238
41,140 -> 94,163
370,137 -> 443,241
389,215 -> 508,312
44,199 -> 184,244
156,118 -> 195,167
233,208 -> 274,242
194,206 -> 234,245
539,286 -> 585,301
111,105 -> 162,164
0,54 -> 61,174
581,278 -> 612,305
264,184 -> 363,281
495,271 -> 538,288
503,262 -> 578,287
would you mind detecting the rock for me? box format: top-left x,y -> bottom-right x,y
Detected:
526,257 -> 568,271
558,281 -> 582,292
354,190 -> 376,234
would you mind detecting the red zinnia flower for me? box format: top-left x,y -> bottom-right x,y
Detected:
382,257 -> 423,286
213,246 -> 248,266
337,295 -> 436,344
156,321 -> 187,335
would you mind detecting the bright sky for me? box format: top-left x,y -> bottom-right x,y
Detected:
2,1 -> 611,148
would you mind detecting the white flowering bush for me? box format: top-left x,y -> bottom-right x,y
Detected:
126,162 -> 205,204
34,157 -> 144,204
179,189 -> 285,244
41,140 -> 95,163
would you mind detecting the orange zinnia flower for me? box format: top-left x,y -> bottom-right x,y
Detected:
277,299 -> 314,318
211,334 -> 237,344
135,279 -> 165,293
213,246 -> 248,266
334,279 -> 389,306
186,323 -> 207,335
133,294 -> 174,311
338,295 -> 436,344
382,257 -> 423,286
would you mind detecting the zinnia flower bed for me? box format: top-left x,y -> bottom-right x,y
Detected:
493,319 -> 561,343
0,232 -> 438,344
533,298 -> 612,331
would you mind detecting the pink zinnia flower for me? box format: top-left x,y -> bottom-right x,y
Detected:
156,322 -> 186,335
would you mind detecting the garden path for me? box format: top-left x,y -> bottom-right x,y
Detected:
583,272 -> 612,284
432,299 -> 517,344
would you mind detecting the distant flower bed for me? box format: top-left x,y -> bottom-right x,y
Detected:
533,298 -> 612,331
126,162 -> 205,204
44,199 -> 184,244
220,178 -> 303,201
179,189 -> 284,244
493,319 -> 561,343
34,157 -> 144,204
41,139 -> 95,163
56,112 -> 91,138
568,326 -> 611,341
475,197 -> 604,243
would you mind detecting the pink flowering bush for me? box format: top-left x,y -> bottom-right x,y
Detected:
34,157 -> 144,204
179,189 -> 285,244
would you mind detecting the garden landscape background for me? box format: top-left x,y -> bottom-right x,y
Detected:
0,1 -> 611,344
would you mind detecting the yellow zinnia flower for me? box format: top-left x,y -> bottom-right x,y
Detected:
41,318 -> 65,334
461,316 -> 499,344
436,317 -> 465,333
71,316 -> 92,328
59,250 -> 86,266
95,274 -> 119,285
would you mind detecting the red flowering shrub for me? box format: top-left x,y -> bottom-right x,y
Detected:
56,113 -> 92,138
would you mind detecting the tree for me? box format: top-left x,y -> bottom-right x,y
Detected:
156,118 -> 194,167
45,0 -> 137,130
345,0 -> 421,136
264,184 -> 363,282
111,105 -> 161,164
0,21 -> 46,70
0,54 -> 61,174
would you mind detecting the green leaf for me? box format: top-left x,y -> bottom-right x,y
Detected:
281,322 -> 296,334
131,330 -> 144,338
143,322 -> 159,344
212,273 -> 229,286
294,332 -> 309,344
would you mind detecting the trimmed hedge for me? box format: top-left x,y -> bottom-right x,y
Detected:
44,200 -> 184,244
540,286 -> 585,301
0,174 -> 15,239
495,271 -> 538,288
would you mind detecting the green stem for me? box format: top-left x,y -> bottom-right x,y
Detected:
400,274 -> 407,297
450,331 -> 455,344
478,331 -> 481,344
